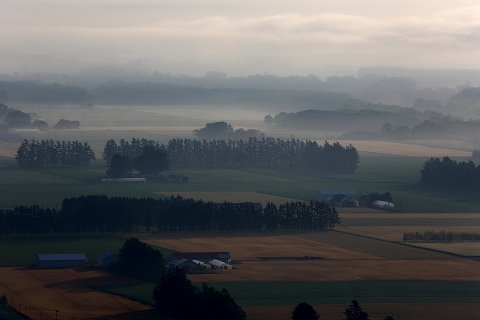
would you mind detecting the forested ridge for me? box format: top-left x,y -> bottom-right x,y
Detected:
0,196 -> 340,235
103,137 -> 359,173
15,139 -> 95,168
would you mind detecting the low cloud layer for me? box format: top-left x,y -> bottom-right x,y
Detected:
1,1 -> 480,75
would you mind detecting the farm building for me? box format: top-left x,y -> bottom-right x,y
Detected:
97,252 -> 118,268
318,190 -> 357,207
173,259 -> 199,271
101,178 -> 146,183
36,253 -> 87,268
166,258 -> 212,272
172,252 -> 232,264
209,259 -> 233,270
191,259 -> 211,269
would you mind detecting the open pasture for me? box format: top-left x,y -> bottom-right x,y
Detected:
0,236 -> 126,267
0,267 -> 149,320
245,302 -> 480,320
155,191 -> 301,205
107,281 -> 480,320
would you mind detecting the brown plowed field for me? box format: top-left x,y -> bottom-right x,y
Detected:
143,232 -> 480,282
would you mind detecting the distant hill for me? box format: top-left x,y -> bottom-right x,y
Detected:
265,108 -> 425,132
0,81 -> 90,105
447,87 -> 480,116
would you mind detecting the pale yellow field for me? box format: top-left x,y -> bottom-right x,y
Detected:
339,212 -> 480,219
76,125 -> 198,132
337,226 -> 480,241
327,140 -> 471,157
0,142 -> 17,157
0,268 -> 149,320
156,191 -> 301,205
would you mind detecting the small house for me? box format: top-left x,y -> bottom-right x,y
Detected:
36,253 -> 87,268
157,170 -> 189,183
318,190 -> 357,207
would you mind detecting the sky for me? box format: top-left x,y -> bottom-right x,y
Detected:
1,0 -> 480,76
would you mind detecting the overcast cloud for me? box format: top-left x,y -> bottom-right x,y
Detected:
1,0 -> 480,75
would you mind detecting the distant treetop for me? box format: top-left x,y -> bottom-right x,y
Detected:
193,121 -> 264,140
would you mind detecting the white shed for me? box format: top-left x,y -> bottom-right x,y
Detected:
209,259 -> 232,269
372,200 -> 395,208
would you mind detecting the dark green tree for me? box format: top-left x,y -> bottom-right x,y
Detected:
193,121 -> 234,139
153,268 -> 246,320
197,284 -> 246,320
106,154 -> 130,178
344,300 -> 369,320
112,238 -> 164,281
153,268 -> 198,319
292,302 -> 319,320
134,145 -> 169,175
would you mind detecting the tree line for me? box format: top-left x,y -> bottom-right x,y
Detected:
0,196 -> 340,235
420,157 -> 480,188
403,231 -> 480,242
103,138 -> 359,173
15,139 -> 95,168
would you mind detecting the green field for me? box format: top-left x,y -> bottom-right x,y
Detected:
106,280 -> 480,306
1,151 -> 480,212
0,236 -> 125,266
0,236 -> 171,266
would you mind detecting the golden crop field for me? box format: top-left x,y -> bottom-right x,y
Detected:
327,140 -> 471,157
156,191 -> 301,205
0,267 -> 149,320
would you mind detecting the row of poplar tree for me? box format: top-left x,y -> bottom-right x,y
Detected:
103,137 -> 360,173
0,195 -> 340,235
14,137 -> 359,173
15,139 -> 95,168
